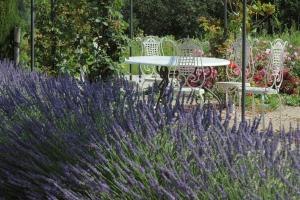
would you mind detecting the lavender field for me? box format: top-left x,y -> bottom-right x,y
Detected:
0,60 -> 299,199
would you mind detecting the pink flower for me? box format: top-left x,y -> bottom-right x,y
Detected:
233,67 -> 241,75
258,69 -> 266,76
254,74 -> 263,81
192,49 -> 204,57
227,48 -> 233,54
265,49 -> 271,54
210,68 -> 218,79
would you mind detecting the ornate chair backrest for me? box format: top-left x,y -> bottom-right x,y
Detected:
139,36 -> 163,76
160,37 -> 177,56
175,39 -> 205,87
266,39 -> 287,91
141,36 -> 162,56
227,37 -> 254,82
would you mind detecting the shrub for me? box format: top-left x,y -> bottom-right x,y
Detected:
122,0 -> 223,39
34,0 -> 127,80
0,60 -> 300,199
280,68 -> 300,94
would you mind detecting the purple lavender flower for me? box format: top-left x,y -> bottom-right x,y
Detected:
0,60 -> 299,199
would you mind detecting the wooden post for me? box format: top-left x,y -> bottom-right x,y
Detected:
14,27 -> 21,66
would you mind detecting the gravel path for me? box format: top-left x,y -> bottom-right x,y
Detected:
234,106 -> 300,131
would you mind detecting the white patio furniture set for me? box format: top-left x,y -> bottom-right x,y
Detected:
125,36 -> 287,128
125,36 -> 229,103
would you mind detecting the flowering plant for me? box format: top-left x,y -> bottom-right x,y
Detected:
252,40 -> 300,94
1,60 -> 300,199
226,60 -> 251,81
285,44 -> 300,71
280,68 -> 300,94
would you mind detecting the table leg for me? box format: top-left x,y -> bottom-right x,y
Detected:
156,66 -> 169,108
202,66 -> 222,105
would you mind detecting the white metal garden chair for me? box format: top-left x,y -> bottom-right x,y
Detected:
124,36 -> 177,91
215,37 -> 254,105
124,36 -> 162,87
139,36 -> 177,89
170,39 -> 206,103
238,38 -> 287,129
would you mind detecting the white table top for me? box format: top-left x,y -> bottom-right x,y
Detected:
125,56 -> 230,67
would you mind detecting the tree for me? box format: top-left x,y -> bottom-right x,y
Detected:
277,0 -> 300,31
122,0 -> 223,38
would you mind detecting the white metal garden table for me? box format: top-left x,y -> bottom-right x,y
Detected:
125,56 -> 230,105
125,56 -> 230,67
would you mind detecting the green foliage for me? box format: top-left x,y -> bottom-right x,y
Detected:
123,0 -> 223,38
283,94 -> 300,107
249,1 -> 277,33
196,1 -> 277,57
199,16 -> 230,57
122,0 -> 287,41
34,0 -> 128,80
242,93 -> 280,112
0,0 -> 24,59
277,0 -> 300,31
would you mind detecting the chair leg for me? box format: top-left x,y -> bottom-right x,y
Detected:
196,91 -> 204,105
138,64 -> 142,82
238,91 -> 242,122
225,89 -> 229,106
141,80 -> 147,94
261,94 -> 266,130
251,93 -> 255,121
225,88 -> 233,110
230,88 -> 238,113
277,93 -> 283,130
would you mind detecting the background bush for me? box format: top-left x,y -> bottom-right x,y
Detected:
34,0 -> 128,80
1,0 -> 300,80
122,0 -> 223,38
0,0 -> 128,80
